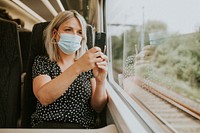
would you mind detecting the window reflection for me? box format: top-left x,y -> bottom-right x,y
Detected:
106,0 -> 200,113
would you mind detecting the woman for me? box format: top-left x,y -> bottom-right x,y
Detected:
31,10 -> 108,129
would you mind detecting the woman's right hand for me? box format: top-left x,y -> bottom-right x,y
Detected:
75,47 -> 104,72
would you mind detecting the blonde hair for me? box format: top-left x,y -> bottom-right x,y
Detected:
44,10 -> 87,61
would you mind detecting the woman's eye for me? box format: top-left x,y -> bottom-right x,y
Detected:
64,29 -> 71,32
78,31 -> 82,35
64,29 -> 73,34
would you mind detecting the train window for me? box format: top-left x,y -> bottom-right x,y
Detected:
106,0 -> 200,132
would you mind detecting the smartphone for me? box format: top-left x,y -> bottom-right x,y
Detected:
95,32 -> 106,53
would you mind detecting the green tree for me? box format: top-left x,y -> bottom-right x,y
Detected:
145,20 -> 167,33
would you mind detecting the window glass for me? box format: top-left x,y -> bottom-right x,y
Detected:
106,0 -> 200,114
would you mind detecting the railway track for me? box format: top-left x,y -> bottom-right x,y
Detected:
129,77 -> 200,133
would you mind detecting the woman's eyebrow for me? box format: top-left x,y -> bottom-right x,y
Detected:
63,26 -> 81,30
63,26 -> 72,29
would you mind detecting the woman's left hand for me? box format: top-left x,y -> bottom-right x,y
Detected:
93,54 -> 108,82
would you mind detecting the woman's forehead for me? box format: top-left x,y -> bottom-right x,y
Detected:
59,17 -> 81,30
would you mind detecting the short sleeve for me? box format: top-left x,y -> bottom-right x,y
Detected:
88,70 -> 94,79
32,56 -> 50,79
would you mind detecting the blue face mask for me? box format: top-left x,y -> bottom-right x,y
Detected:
57,33 -> 82,54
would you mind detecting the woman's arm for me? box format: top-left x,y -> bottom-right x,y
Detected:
33,62 -> 82,106
33,47 -> 103,106
90,78 -> 108,113
90,54 -> 108,112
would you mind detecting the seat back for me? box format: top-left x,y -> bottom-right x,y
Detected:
21,22 -> 49,127
18,30 -> 32,72
0,18 -> 22,127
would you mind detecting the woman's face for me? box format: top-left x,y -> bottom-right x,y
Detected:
55,17 -> 82,41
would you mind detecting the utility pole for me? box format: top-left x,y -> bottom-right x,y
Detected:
140,6 -> 145,50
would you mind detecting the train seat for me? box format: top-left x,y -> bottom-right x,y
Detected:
0,18 -> 22,127
20,22 -> 49,128
18,29 -> 32,73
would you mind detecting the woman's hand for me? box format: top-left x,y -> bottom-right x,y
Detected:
93,54 -> 108,82
75,47 -> 104,72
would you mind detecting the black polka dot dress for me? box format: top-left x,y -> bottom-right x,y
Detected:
31,56 -> 96,128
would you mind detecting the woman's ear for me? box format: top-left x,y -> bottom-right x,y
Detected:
52,29 -> 57,37
51,29 -> 59,44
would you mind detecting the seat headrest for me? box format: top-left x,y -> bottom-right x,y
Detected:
30,22 -> 50,57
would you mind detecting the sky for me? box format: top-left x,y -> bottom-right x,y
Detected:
106,0 -> 200,35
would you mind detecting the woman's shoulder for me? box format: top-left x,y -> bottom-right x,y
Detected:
32,55 -> 54,69
32,55 -> 52,79
33,55 -> 53,65
34,55 -> 49,61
